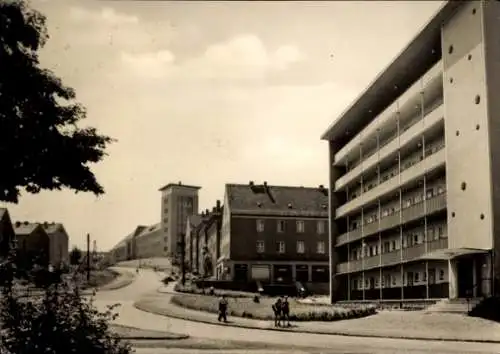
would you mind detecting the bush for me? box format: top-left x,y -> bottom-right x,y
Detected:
170,293 -> 376,322
174,283 -> 252,298
0,249 -> 132,354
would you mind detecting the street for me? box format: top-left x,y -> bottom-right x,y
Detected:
94,268 -> 500,354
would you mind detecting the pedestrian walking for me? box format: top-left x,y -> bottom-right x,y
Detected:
218,295 -> 228,322
281,296 -> 291,327
272,298 -> 282,327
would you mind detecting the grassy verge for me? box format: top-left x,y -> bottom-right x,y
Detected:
81,269 -> 120,289
170,293 -> 376,321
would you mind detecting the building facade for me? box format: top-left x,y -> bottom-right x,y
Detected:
322,1 -> 500,302
185,214 -> 202,272
135,223 -> 162,259
216,182 -> 329,293
0,208 -> 15,257
13,222 -> 50,267
42,222 -> 69,267
159,182 -> 200,262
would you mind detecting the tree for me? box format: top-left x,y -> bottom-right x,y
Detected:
69,246 -> 82,265
0,248 -> 132,354
0,0 -> 113,203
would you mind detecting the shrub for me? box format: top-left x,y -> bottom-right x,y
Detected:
0,249 -> 132,354
174,283 -> 252,298
170,294 -> 376,322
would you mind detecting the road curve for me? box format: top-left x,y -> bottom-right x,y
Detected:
94,268 -> 500,354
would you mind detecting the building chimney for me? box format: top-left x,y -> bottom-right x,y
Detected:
212,207 -> 216,213
249,181 -> 254,186
216,200 -> 221,212
263,181 -> 267,187
205,208 -> 210,215
178,181 -> 182,185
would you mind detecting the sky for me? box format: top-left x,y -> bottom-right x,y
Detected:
1,0 -> 444,251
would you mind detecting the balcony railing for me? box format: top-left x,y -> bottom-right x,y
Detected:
336,147 -> 446,218
336,104 -> 444,191
335,237 -> 448,274
335,193 -> 447,246
334,61 -> 442,165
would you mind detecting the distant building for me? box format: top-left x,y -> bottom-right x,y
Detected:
41,222 -> 69,267
0,208 -> 15,257
216,182 -> 330,293
321,1 -> 500,302
158,182 -> 200,262
13,221 -> 50,267
135,223 -> 163,259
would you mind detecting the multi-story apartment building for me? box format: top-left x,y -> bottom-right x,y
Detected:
217,182 -> 329,293
322,1 -> 500,302
135,223 -> 162,259
159,182 -> 200,262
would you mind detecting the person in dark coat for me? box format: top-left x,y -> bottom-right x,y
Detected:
218,295 -> 228,322
272,298 -> 282,327
281,296 -> 291,327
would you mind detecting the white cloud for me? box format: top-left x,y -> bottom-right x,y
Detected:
120,34 -> 304,80
69,7 -> 139,25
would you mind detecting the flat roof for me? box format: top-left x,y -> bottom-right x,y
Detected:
158,182 -> 201,191
321,0 -> 462,143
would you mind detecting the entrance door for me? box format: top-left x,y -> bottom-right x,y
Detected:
457,258 -> 474,298
234,264 -> 248,283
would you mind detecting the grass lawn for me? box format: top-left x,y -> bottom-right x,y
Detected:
82,269 -> 120,289
171,293 -> 375,321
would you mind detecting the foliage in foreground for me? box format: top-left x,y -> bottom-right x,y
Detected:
170,293 -> 377,322
0,251 -> 132,354
0,0 -> 113,203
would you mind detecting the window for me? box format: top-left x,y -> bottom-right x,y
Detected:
413,234 -> 419,244
391,240 -> 397,250
437,186 -> 445,195
423,271 -> 427,282
439,269 -> 445,281
296,220 -> 305,233
256,240 -> 265,253
296,240 -> 305,254
426,188 -> 434,199
383,242 -> 390,253
317,220 -> 325,234
276,241 -> 285,254
438,226 -> 444,238
405,199 -> 412,208
414,272 -> 420,282
277,220 -> 286,233
316,241 -> 326,254
256,219 -> 265,232
392,275 -> 396,286
382,209 -> 389,217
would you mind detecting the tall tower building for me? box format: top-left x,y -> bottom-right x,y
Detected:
159,182 -> 200,262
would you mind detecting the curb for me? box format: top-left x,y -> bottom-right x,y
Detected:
95,269 -> 136,292
133,301 -> 500,345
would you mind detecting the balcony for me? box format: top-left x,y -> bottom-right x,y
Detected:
334,61 -> 443,165
335,238 -> 448,275
336,146 -> 446,218
335,104 -> 444,191
335,193 -> 447,246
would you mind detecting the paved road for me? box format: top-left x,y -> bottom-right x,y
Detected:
94,268 -> 500,354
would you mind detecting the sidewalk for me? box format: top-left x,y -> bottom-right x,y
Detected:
135,282 -> 500,343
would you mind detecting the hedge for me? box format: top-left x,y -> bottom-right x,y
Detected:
170,293 -> 376,322
174,283 -> 253,298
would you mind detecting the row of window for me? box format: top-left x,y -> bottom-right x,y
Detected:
350,185 -> 446,231
256,219 -> 326,234
348,142 -> 444,201
351,225 -> 446,260
352,268 -> 446,290
256,240 -> 326,255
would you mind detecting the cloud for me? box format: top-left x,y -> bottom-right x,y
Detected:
120,34 -> 304,80
69,6 -> 139,25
